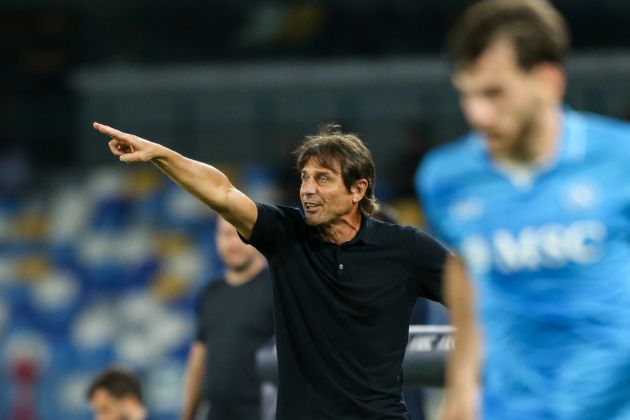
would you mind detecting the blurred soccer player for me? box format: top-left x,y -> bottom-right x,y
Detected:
181,217 -> 274,420
417,1 -> 630,419
87,367 -> 146,420
94,122 -> 447,419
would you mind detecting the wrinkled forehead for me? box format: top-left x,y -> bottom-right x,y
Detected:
301,155 -> 342,175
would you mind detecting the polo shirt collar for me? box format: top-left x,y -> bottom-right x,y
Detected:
471,106 -> 586,189
306,216 -> 380,246
347,217 -> 379,246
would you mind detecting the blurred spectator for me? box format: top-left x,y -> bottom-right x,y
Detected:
181,217 -> 274,420
86,367 -> 147,420
8,353 -> 39,420
0,142 -> 32,198
0,96 -> 32,197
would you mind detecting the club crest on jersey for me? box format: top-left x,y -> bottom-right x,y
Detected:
460,220 -> 607,275
562,181 -> 600,212
447,197 -> 484,221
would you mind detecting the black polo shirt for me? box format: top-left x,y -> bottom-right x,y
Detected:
245,203 -> 446,420
194,270 -> 274,412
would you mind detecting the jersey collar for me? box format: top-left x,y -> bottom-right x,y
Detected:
473,107 -> 587,188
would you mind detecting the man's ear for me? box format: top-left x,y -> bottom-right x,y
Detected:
351,179 -> 368,203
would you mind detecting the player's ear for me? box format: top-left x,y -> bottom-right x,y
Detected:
533,62 -> 566,103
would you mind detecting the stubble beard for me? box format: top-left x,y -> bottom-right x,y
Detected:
505,101 -> 541,163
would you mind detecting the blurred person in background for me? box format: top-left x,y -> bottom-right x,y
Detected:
0,96 -> 32,197
94,121 -> 447,420
181,216 -> 274,420
87,367 -> 147,420
417,1 -> 630,419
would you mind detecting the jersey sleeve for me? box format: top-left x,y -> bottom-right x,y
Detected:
415,152 -> 455,247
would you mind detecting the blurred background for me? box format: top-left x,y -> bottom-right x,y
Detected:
1,0 -> 629,418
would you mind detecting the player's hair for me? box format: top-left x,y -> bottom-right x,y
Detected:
295,123 -> 379,218
86,367 -> 143,402
447,0 -> 570,70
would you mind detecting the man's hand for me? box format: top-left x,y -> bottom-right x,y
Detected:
93,120 -> 258,238
93,122 -> 161,163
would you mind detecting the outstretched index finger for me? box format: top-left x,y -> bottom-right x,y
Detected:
93,122 -> 135,144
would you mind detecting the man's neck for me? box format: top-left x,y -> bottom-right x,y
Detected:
225,256 -> 266,286
317,212 -> 363,244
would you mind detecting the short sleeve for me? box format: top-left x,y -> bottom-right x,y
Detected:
415,154 -> 453,246
194,287 -> 207,342
241,203 -> 301,259
412,229 -> 448,305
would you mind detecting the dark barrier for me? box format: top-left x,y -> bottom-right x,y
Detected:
256,325 -> 455,387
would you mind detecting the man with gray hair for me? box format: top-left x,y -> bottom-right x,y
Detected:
94,122 -> 447,419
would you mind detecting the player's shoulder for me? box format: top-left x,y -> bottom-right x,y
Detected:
578,110 -> 630,134
574,110 -> 630,151
416,132 -> 484,190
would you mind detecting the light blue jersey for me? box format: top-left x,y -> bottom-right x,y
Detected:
417,109 -> 630,420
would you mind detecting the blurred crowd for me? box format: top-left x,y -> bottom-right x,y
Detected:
0,165 -> 220,418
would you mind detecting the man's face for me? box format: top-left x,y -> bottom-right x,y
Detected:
300,158 -> 356,226
89,389 -> 128,420
453,39 -> 545,161
215,217 -> 258,271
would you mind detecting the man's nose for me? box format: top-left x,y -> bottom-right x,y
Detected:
301,179 -> 316,195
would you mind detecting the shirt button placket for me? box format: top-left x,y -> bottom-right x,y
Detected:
336,247 -> 344,277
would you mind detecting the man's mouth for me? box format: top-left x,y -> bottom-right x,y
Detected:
304,203 -> 321,211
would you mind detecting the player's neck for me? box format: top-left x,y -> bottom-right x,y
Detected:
530,106 -> 561,162
317,211 -> 362,244
225,256 -> 266,286
500,107 -> 561,167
